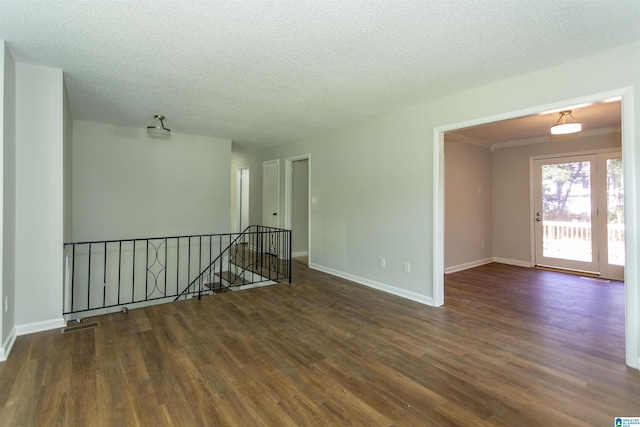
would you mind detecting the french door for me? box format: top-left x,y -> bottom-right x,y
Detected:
533,152 -> 624,280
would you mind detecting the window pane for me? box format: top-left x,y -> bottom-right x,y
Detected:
541,161 -> 592,262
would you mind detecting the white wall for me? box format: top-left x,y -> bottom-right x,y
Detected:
0,41 -> 17,360
235,119 -> 435,304
14,62 -> 64,330
493,131 -> 622,264
63,85 -> 72,243
0,40 -> 4,358
233,41 -> 640,368
444,140 -> 492,271
72,121 -> 232,242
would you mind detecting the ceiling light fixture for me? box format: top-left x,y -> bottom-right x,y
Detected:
147,115 -> 171,136
550,110 -> 582,135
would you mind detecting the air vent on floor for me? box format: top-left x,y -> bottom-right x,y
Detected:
61,322 -> 99,334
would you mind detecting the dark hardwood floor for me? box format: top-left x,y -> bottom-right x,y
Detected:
0,261 -> 638,426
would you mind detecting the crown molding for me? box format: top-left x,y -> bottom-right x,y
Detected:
490,126 -> 621,151
444,132 -> 492,148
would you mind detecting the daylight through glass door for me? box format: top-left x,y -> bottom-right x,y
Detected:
533,152 -> 624,280
605,157 -> 625,266
540,159 -> 594,263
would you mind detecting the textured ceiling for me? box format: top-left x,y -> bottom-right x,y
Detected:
1,1 -> 639,149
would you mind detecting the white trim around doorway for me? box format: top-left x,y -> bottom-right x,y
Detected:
235,166 -> 250,233
285,154 -> 311,263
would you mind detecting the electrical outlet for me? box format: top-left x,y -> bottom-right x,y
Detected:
380,258 -> 386,268
4,296 -> 8,313
403,262 -> 411,273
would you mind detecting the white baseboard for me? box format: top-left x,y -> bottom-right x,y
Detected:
229,281 -> 278,291
15,317 -> 65,336
445,257 -> 532,274
492,257 -> 532,268
64,295 -> 190,322
292,251 -> 309,258
308,262 -> 433,307
0,326 -> 17,362
445,258 -> 493,274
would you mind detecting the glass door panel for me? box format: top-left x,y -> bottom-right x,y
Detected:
598,153 -> 624,280
534,155 -> 599,273
606,157 -> 625,266
541,160 -> 593,262
534,152 -> 624,280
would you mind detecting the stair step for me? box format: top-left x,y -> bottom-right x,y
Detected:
228,261 -> 288,281
204,282 -> 225,291
216,271 -> 250,285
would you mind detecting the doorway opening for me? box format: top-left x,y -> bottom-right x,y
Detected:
434,88 -> 637,369
285,154 -> 311,264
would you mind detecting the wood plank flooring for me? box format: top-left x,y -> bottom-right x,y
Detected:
0,261 -> 638,426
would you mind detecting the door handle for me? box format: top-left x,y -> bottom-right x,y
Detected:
273,212 -> 277,216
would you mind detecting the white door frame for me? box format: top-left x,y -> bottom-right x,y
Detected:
596,151 -> 625,281
235,166 -> 250,233
433,87 -> 639,369
529,149 -> 624,280
532,154 -> 600,274
285,154 -> 311,259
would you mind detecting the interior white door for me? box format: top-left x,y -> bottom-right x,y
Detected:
291,159 -> 309,256
533,152 -> 624,280
263,159 -> 280,228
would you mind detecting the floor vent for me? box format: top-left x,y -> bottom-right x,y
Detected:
61,322 -> 99,334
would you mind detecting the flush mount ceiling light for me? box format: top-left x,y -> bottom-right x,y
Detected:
147,115 -> 171,136
550,110 -> 582,135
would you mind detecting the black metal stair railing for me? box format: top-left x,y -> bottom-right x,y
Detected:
63,226 -> 291,318
176,225 -> 292,300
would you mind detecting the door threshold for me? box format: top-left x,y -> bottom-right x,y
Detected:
534,265 -> 599,278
